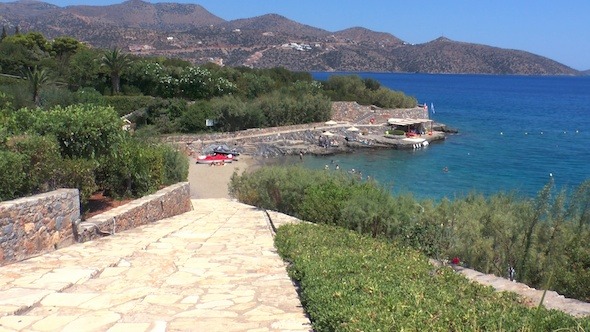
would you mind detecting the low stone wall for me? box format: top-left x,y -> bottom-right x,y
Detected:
0,189 -> 80,266
77,182 -> 192,242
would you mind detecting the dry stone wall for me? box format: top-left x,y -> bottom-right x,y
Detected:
0,183 -> 192,265
78,182 -> 192,242
0,189 -> 79,266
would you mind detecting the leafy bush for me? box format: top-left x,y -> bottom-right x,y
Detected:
321,74 -> 417,108
97,137 -> 164,198
276,223 -> 590,331
104,95 -> 158,117
38,85 -> 74,108
54,157 -> 98,207
72,87 -> 107,106
4,134 -> 62,194
159,144 -> 189,185
231,166 -> 590,302
178,100 -> 214,133
0,150 -> 27,200
33,104 -> 123,159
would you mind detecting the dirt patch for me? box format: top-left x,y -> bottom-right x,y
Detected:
83,192 -> 133,220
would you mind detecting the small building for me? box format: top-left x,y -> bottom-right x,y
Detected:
387,118 -> 433,136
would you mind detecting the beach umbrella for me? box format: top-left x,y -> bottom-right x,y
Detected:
324,120 -> 337,125
346,126 -> 360,132
322,131 -> 335,136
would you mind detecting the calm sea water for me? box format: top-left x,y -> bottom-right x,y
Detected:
300,73 -> 590,200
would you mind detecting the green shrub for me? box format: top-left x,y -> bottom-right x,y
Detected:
276,223 -> 590,331
98,137 -> 168,198
232,166 -> 590,302
104,95 -> 157,117
4,134 -> 62,194
33,104 -> 123,159
38,86 -> 74,108
178,100 -> 214,133
0,150 -> 27,201
72,88 -> 106,106
230,166 -> 329,216
160,144 -> 189,185
54,157 -> 98,208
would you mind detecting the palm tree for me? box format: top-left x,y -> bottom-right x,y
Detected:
24,66 -> 51,106
101,48 -> 131,95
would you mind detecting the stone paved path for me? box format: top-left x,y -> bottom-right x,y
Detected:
0,199 -> 312,332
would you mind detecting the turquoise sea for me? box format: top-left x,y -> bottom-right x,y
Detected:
301,73 -> 590,200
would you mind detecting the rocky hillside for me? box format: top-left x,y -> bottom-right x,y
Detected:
0,0 -> 580,75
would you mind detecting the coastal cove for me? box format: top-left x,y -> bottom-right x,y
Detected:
304,73 -> 590,200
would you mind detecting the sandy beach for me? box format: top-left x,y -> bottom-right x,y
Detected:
188,155 -> 256,199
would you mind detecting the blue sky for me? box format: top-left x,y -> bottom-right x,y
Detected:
3,0 -> 590,70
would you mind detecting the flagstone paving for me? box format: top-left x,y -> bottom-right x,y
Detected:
0,199 -> 312,332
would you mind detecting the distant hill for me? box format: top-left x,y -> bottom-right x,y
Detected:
0,0 -> 580,75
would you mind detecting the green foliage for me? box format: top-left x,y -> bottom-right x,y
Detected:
321,74 -> 417,108
231,166 -> 590,302
178,100 -> 214,132
178,66 -> 236,100
23,65 -> 52,105
3,32 -> 51,54
53,157 -> 98,207
39,85 -> 74,108
33,104 -> 123,159
0,90 -> 13,110
104,95 -> 158,117
97,137 -> 163,198
0,150 -> 27,200
71,88 -> 106,106
275,223 -> 590,331
51,36 -> 83,59
0,41 -> 34,75
101,47 -> 132,95
210,95 -> 252,132
160,145 -> 189,185
4,134 -> 62,194
67,48 -> 103,90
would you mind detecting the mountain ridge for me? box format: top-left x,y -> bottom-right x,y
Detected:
0,0 -> 581,75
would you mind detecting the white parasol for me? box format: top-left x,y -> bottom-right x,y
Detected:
322,131 -> 335,137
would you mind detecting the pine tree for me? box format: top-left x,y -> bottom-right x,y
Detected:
0,26 -> 7,41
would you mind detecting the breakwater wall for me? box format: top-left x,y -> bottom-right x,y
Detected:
0,189 -> 79,266
0,182 -> 192,266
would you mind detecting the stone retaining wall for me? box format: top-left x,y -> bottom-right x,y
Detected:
0,189 -> 80,266
77,182 -> 192,242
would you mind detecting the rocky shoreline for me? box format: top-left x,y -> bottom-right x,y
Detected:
165,101 -> 457,159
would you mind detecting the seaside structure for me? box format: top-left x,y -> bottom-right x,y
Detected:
164,102 -> 454,158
